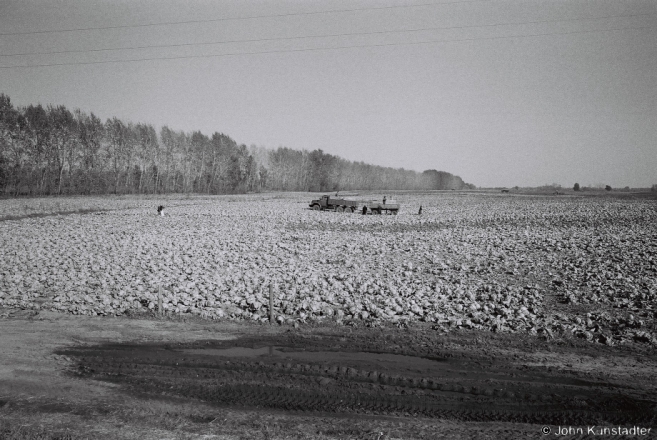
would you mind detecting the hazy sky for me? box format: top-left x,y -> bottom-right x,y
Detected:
1,0 -> 655,187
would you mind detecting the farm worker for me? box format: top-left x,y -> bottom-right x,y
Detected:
383,196 -> 387,205
362,205 -> 367,215
157,205 -> 165,216
418,205 -> 422,215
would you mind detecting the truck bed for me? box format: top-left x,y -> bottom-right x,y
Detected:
327,198 -> 359,207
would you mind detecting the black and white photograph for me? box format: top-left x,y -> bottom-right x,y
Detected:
1,0 -> 656,438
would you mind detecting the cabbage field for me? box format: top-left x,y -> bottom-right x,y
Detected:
1,191 -> 656,346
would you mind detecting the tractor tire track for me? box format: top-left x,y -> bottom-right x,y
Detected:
69,345 -> 656,426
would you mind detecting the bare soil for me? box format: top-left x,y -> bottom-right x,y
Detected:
1,310 -> 656,439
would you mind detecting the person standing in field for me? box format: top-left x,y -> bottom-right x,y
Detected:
418,205 -> 422,215
362,205 -> 367,215
383,196 -> 387,205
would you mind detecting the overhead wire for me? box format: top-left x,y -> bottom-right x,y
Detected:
0,23 -> 652,70
1,12 -> 653,58
0,0 -> 493,36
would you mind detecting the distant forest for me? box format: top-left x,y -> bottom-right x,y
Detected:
0,94 -> 474,196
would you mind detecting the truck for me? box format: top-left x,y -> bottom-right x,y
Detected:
309,195 -> 399,215
309,195 -> 360,213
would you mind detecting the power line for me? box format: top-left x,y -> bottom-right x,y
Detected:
0,24 -> 652,70
2,12 -> 652,58
0,0 -> 492,37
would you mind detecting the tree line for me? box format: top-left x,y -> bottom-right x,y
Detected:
0,94 -> 474,196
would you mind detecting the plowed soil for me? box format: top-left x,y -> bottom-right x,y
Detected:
1,311 -> 656,439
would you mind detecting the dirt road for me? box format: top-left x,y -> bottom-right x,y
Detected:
1,310 -> 656,439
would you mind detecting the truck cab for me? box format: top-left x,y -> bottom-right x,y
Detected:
309,195 -> 331,210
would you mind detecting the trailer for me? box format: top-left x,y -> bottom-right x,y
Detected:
364,200 -> 399,215
309,195 -> 360,213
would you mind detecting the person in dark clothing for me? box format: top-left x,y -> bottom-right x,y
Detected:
362,205 -> 367,215
383,196 -> 387,205
418,205 -> 422,215
157,205 -> 165,216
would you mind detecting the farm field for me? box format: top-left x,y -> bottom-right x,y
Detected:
1,191 -> 656,439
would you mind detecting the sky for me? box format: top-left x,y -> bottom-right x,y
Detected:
0,0 -> 655,188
